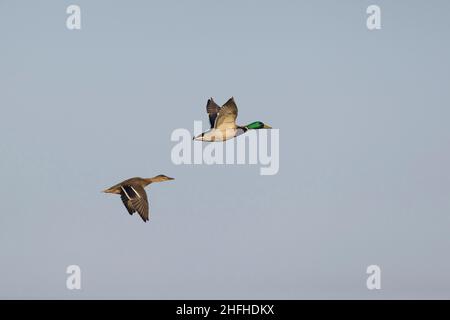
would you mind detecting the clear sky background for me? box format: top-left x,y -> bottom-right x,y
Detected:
1,0 -> 450,299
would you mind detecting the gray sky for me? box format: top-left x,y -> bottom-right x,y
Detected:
1,0 -> 450,299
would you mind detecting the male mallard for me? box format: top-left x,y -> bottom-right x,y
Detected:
193,97 -> 272,142
103,175 -> 174,222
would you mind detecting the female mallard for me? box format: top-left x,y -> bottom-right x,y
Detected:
103,175 -> 174,222
193,97 -> 272,142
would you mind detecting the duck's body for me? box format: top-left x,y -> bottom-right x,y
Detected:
194,97 -> 271,142
197,127 -> 245,142
103,175 -> 174,222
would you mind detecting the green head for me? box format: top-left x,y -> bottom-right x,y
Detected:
245,121 -> 272,130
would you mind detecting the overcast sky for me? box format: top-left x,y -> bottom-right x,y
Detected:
1,0 -> 450,299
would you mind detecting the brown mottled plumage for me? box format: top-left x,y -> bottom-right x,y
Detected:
103,175 -> 174,222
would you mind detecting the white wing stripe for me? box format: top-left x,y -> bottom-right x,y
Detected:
120,186 -> 131,200
130,186 -> 141,198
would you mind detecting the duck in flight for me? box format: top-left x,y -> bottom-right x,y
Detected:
193,97 -> 272,142
103,175 -> 174,222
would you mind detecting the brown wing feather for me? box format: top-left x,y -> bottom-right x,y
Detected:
131,195 -> 149,222
214,97 -> 238,130
120,192 -> 135,215
119,184 -> 150,222
206,98 -> 221,128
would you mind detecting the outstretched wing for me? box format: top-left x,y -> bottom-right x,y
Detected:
206,98 -> 221,128
214,97 -> 238,130
119,185 -> 150,222
120,192 -> 135,215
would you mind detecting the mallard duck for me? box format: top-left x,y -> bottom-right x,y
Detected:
193,97 -> 272,142
103,175 -> 174,222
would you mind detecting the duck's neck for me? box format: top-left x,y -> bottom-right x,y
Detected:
236,127 -> 248,136
143,178 -> 155,185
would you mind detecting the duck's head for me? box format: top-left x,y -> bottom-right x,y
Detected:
245,121 -> 272,130
151,174 -> 175,182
